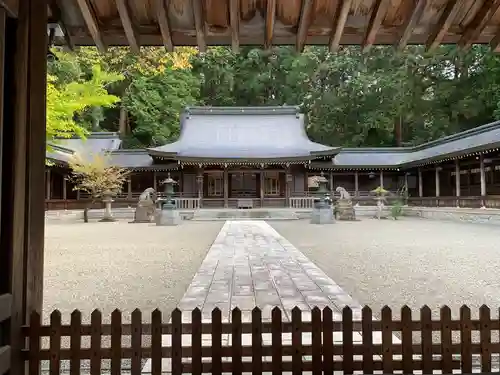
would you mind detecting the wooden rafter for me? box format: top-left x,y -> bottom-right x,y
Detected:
362,0 -> 391,52
459,0 -> 500,51
191,0 -> 207,52
229,0 -> 240,52
329,0 -> 353,53
155,0 -> 174,52
395,0 -> 427,51
490,27 -> 500,51
115,0 -> 140,53
296,0 -> 315,53
48,0 -> 74,50
75,0 -> 106,52
265,0 -> 276,49
425,0 -> 462,52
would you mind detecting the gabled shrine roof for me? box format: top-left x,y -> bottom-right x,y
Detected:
46,113 -> 500,170
147,106 -> 340,162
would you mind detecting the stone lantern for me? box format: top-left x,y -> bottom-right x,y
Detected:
310,172 -> 334,224
100,190 -> 116,222
156,173 -> 181,226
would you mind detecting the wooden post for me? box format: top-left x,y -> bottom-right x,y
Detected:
62,176 -> 67,200
260,170 -> 264,208
354,171 -> 359,197
435,167 -> 440,197
379,170 -> 384,188
127,175 -> 132,199
46,169 -> 51,199
329,171 -> 333,193
480,154 -> 486,197
418,168 -> 423,197
455,160 -> 460,207
223,167 -> 228,208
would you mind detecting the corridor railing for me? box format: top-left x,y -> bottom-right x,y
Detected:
22,305 -> 499,374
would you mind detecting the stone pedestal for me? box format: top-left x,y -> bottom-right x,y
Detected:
100,194 -> 116,222
335,200 -> 356,221
156,207 -> 181,226
131,204 -> 155,223
310,204 -> 335,225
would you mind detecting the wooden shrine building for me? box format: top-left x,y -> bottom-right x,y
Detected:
46,106 -> 500,210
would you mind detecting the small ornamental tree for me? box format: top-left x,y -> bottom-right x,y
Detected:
68,152 -> 129,222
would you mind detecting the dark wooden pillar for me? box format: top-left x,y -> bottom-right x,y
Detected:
1,0 -> 48,374
223,166 -> 228,208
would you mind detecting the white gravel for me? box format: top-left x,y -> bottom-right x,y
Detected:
271,218 -> 500,319
43,221 -> 223,324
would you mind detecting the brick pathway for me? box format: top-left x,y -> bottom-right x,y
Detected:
142,220 -> 398,373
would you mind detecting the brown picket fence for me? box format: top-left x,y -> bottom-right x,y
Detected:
22,305 -> 500,374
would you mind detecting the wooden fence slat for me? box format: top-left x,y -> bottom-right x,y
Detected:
191,308 -> 202,375
291,307 -> 302,375
420,305 -> 433,375
361,306 -> 373,374
70,310 -> 82,375
342,306 -> 354,374
460,305 -> 472,373
480,305 -> 491,372
0,294 -> 12,323
271,307 -> 282,375
252,307 -> 263,375
151,309 -> 162,375
171,308 -> 182,375
211,308 -> 222,375
232,308 -> 243,375
111,309 -> 122,375
401,306 -> 413,374
440,305 -> 453,374
28,311 -> 41,375
322,307 -> 333,375
90,310 -> 102,375
130,309 -> 142,375
49,310 -> 62,375
311,307 -> 322,375
381,306 -> 393,374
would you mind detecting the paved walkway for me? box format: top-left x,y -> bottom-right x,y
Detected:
142,220 -> 397,373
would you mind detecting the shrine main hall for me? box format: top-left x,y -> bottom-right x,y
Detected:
45,106 -> 500,210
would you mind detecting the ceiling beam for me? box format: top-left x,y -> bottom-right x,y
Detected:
458,0 -> 500,51
155,0 -> 174,52
229,0 -> 240,52
362,0 -> 391,52
265,0 -> 276,49
115,0 -> 140,53
329,0 -> 353,53
75,0 -> 106,53
296,0 -> 315,53
49,0 -> 74,50
191,0 -> 207,52
395,0 -> 427,51
425,0 -> 462,52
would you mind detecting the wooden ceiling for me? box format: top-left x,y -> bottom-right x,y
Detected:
40,0 -> 500,53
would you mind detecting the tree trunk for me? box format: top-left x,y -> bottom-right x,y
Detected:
119,106 -> 128,137
394,115 -> 403,146
83,199 -> 95,223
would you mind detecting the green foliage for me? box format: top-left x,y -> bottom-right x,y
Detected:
371,186 -> 389,196
47,44 -> 500,149
122,68 -> 199,146
391,200 -> 404,220
47,50 -> 123,145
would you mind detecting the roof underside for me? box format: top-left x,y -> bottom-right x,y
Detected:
43,0 -> 500,53
147,107 -> 339,161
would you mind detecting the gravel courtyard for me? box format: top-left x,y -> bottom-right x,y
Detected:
43,221 -> 223,323
272,218 -> 500,318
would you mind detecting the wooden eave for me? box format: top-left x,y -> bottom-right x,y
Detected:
29,0 -> 500,53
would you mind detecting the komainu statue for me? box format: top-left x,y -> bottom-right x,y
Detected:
132,188 -> 157,223
334,186 -> 356,221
